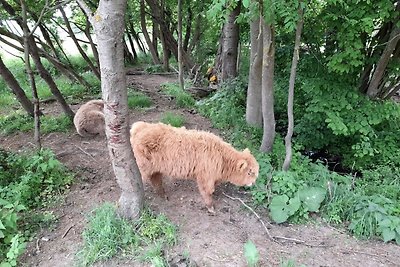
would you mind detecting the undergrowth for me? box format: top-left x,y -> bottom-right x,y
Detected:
77,203 -> 177,266
0,149 -> 73,266
196,79 -> 400,245
161,83 -> 195,108
0,113 -> 73,135
127,91 -> 153,109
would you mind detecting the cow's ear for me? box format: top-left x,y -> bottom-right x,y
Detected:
237,159 -> 248,171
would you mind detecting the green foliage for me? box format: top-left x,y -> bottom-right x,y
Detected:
160,112 -> 186,127
197,79 -> 247,129
243,240 -> 259,267
293,75 -> 400,170
196,77 -> 400,243
0,200 -> 26,267
161,83 -> 195,108
0,149 -> 72,266
127,91 -> 152,109
0,113 -> 73,135
144,64 -> 164,74
77,204 -> 177,266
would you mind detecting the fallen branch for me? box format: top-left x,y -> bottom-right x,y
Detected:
74,144 -> 95,159
223,192 -> 332,248
222,192 -> 277,243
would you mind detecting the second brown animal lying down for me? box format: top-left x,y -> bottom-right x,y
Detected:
130,121 -> 259,213
73,99 -> 105,137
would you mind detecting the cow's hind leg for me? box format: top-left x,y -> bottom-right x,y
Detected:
149,172 -> 167,199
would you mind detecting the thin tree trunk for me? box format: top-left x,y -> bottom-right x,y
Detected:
82,11 -> 100,67
126,29 -> 138,59
283,3 -> 304,171
366,24 -> 400,98
260,19 -> 276,152
178,0 -> 184,90
28,36 -> 75,118
246,14 -> 263,127
183,5 -> 192,52
59,6 -> 101,79
129,22 -> 146,53
78,0 -> 144,220
188,11 -> 202,52
221,2 -> 241,81
20,0 -> 41,150
0,56 -> 36,117
140,0 -> 161,64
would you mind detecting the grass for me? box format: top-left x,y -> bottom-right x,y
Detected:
160,112 -> 185,127
0,113 -> 73,135
161,83 -> 195,108
128,91 -> 153,109
77,203 -> 177,266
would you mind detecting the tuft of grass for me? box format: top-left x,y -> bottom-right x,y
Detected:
160,112 -> 185,127
128,91 -> 152,109
161,83 -> 195,108
77,203 -> 177,266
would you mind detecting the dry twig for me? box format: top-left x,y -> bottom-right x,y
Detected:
223,193 -> 332,248
74,144 -> 95,159
62,224 -> 74,238
222,192 -> 277,243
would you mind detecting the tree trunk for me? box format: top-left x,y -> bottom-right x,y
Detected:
146,0 -> 194,70
221,2 -> 240,81
283,3 -> 304,171
78,0 -> 144,220
20,0 -> 41,150
129,22 -> 146,53
183,5 -> 192,52
366,24 -> 400,98
82,11 -> 100,67
246,14 -> 263,127
0,56 -> 37,117
140,0 -> 161,64
260,19 -> 276,153
59,6 -> 101,79
178,0 -> 184,90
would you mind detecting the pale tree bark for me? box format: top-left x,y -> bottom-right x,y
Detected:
246,13 -> 263,127
221,2 -> 241,81
178,0 -> 184,90
78,0 -> 144,220
283,3 -> 304,171
260,18 -> 276,152
0,56 -> 37,117
20,0 -> 41,150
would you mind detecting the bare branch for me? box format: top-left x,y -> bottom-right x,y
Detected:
76,0 -> 94,23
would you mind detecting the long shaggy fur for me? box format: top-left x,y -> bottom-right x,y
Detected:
130,121 -> 259,212
73,99 -> 105,137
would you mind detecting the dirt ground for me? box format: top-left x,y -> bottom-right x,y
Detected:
2,73 -> 399,267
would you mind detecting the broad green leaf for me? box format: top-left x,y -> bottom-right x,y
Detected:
381,228 -> 395,242
269,195 -> 301,223
298,187 -> 326,212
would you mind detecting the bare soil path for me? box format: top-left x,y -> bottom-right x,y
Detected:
2,73 -> 399,267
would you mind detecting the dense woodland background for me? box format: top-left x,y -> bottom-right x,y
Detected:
0,0 -> 399,266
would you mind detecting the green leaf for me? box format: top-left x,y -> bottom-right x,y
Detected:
0,220 -> 6,230
242,0 -> 250,8
382,228 -> 395,242
298,187 -> 326,212
269,195 -> 300,223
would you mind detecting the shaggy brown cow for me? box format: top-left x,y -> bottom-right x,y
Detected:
130,121 -> 259,213
73,99 -> 105,137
